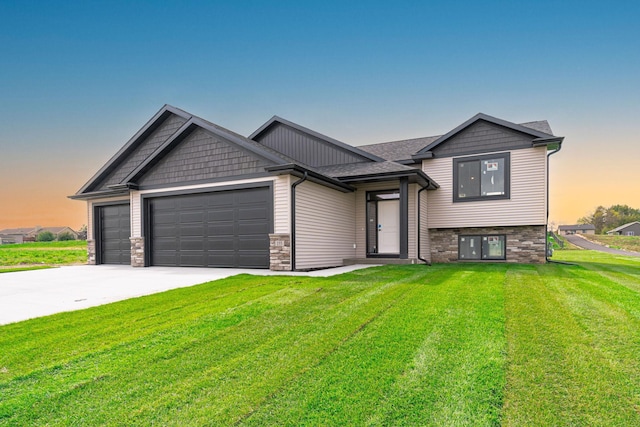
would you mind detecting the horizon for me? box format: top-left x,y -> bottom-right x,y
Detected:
1,1 -> 639,230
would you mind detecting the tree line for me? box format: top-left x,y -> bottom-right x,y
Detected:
577,204 -> 640,234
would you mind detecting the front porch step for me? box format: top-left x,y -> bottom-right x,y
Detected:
343,258 -> 426,265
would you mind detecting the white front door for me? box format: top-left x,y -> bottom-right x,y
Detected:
378,200 -> 400,254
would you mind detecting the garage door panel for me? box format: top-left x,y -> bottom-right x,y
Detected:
206,237 -> 235,250
179,211 -> 205,223
208,209 -> 234,221
238,221 -> 271,234
98,204 -> 130,265
237,253 -> 269,268
153,211 -> 178,225
180,239 -> 205,251
149,187 -> 271,268
206,253 -> 236,267
238,237 -> 268,250
238,207 -> 269,220
178,224 -> 206,237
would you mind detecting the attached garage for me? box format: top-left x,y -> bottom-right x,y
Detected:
146,186 -> 272,268
96,204 -> 131,265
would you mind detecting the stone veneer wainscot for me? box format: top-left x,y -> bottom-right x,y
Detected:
429,225 -> 546,263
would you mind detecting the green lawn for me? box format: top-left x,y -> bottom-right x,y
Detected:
0,241 -> 87,269
1,250 -> 639,425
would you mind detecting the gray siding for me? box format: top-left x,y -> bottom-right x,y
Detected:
432,120 -> 534,158
139,128 -> 271,186
95,113 -> 187,190
255,123 -> 370,167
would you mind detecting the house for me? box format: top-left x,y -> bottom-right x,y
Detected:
606,221 -> 640,236
558,224 -> 596,235
0,226 -> 79,243
70,105 -> 563,270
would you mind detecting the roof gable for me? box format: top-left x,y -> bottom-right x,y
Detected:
608,221 -> 640,233
74,106 -> 291,197
414,113 -> 563,159
250,116 -> 384,167
136,125 -> 277,187
77,105 -> 191,194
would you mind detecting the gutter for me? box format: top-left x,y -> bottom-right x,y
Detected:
545,142 -> 573,265
290,172 -> 308,271
417,185 -> 431,265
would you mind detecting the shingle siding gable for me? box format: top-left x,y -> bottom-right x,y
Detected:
432,120 -> 535,158
138,128 -> 273,186
255,123 -> 371,167
94,113 -> 187,190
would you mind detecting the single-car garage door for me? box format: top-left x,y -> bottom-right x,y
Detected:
148,187 -> 272,268
97,204 -> 131,265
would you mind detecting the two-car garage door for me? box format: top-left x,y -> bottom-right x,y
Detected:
147,187 -> 272,268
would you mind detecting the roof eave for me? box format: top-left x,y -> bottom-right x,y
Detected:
415,113 -> 556,155
337,170 -> 439,190
68,188 -> 131,200
265,164 -> 355,193
532,136 -> 564,149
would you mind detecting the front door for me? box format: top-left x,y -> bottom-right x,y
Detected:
377,200 -> 400,254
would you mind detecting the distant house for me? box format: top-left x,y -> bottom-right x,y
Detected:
558,224 -> 596,235
606,222 -> 640,236
0,226 -> 79,243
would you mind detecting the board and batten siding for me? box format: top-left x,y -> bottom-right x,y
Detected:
294,180 -> 356,269
424,147 -> 547,229
87,197 -> 129,240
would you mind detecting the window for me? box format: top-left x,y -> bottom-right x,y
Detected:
453,153 -> 510,202
459,235 -> 506,260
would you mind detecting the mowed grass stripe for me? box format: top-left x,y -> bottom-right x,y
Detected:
503,262 -> 640,426
0,275 -> 294,379
0,268 -> 419,425
242,265 -> 506,426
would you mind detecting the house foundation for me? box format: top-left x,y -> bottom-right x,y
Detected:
130,237 -> 145,267
87,239 -> 96,265
269,233 -> 291,271
430,225 -> 546,263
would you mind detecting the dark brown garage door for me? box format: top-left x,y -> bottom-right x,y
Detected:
97,204 -> 131,265
148,187 -> 272,268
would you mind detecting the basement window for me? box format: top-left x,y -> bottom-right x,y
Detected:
459,235 -> 506,260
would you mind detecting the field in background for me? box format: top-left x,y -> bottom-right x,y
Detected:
0,241 -> 87,271
583,234 -> 640,253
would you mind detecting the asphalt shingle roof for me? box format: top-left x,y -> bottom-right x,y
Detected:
316,161 -> 420,178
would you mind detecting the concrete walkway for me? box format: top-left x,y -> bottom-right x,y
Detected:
0,264 -> 375,325
564,234 -> 640,257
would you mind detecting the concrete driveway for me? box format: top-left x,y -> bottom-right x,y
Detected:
0,264 -> 374,326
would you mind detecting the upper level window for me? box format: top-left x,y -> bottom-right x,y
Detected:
453,153 -> 510,202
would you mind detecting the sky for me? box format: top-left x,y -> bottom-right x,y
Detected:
1,0 -> 639,230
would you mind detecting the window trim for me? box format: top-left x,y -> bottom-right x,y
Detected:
458,234 -> 507,261
453,152 -> 510,203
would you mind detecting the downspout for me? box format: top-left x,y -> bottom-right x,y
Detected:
417,185 -> 431,265
545,145 -> 572,265
290,172 -> 308,271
